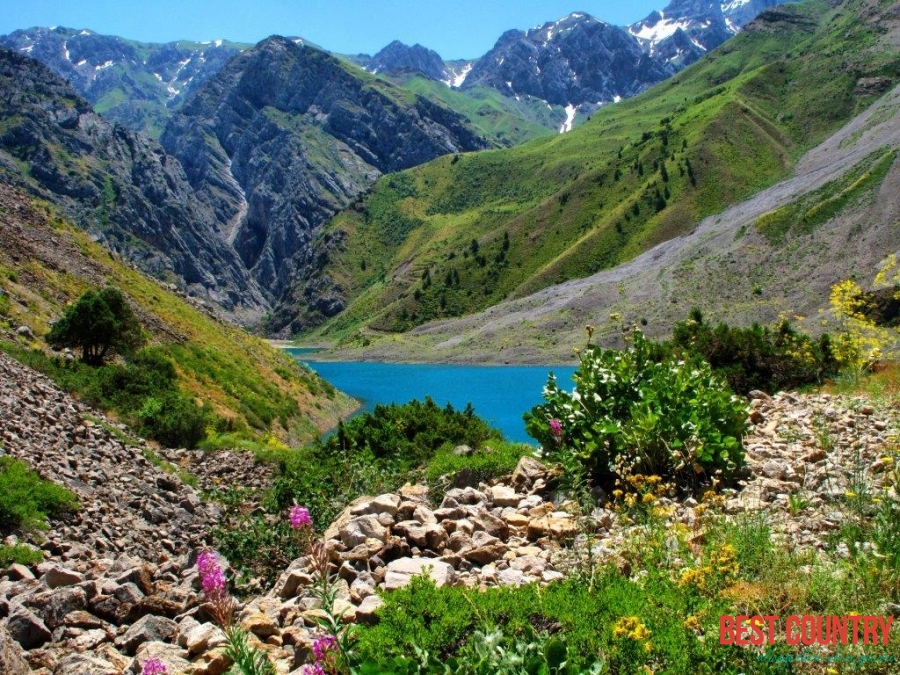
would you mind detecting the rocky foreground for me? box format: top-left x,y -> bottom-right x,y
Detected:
1,352 -> 898,673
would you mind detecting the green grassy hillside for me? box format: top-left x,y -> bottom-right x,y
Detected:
395,75 -> 562,146
303,0 -> 900,344
0,185 -> 354,445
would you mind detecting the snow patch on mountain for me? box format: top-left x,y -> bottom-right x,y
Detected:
630,12 -> 693,51
559,104 -> 577,133
447,62 -> 472,88
721,0 -> 752,12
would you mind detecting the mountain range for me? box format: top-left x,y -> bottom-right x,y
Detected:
1,0 -> 793,140
2,0 -> 898,356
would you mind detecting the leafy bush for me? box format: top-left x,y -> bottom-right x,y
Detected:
0,544 -> 43,567
424,442 -> 535,489
670,309 -> 837,395
135,391 -> 208,449
0,457 -> 79,532
525,329 -> 748,491
324,398 -> 502,471
46,287 -> 145,365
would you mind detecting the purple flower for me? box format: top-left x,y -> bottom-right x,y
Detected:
197,549 -> 226,596
141,658 -> 169,675
549,418 -> 563,440
312,634 -> 338,662
302,664 -> 326,675
289,505 -> 313,530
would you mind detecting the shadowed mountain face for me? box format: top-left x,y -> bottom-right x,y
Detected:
0,27 -> 247,137
0,47 -> 267,321
160,36 -> 490,332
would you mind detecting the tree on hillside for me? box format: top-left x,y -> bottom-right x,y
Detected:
47,287 -> 145,365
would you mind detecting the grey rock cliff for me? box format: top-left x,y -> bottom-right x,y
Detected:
0,47 -> 267,321
161,36 -> 490,333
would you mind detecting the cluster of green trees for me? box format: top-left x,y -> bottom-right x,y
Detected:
40,287 -> 207,448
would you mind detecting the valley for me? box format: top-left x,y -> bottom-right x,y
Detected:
2,1 -> 900,672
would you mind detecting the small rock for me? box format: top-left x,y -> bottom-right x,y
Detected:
383,557 -> 454,591
356,595 -> 384,625
184,622 -> 227,656
6,605 -> 51,649
241,612 -> 279,640
115,614 -> 177,656
44,565 -> 85,589
489,485 -> 521,508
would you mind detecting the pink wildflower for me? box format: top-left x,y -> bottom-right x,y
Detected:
141,658 -> 169,675
302,664 -> 326,675
289,505 -> 313,529
196,549 -> 226,597
196,549 -> 234,628
312,634 -> 338,661
549,418 -> 563,440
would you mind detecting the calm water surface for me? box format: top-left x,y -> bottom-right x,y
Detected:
286,349 -> 576,444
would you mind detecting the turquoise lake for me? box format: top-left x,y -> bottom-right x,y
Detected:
285,349 -> 577,444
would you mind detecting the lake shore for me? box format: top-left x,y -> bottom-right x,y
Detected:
267,337 -> 578,367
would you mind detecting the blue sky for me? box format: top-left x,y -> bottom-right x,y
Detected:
0,1 -> 663,59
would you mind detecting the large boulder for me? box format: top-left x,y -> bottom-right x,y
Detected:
0,624 -> 30,675
6,604 -> 51,649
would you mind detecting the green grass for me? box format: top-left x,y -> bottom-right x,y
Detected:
0,456 -> 79,533
395,76 -> 561,146
301,0 -> 900,341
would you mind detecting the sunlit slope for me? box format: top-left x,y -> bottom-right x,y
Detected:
0,185 -> 354,442
304,0 -> 900,341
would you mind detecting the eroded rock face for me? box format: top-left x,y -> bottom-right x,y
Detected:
0,48 -> 269,323
160,36 -> 491,335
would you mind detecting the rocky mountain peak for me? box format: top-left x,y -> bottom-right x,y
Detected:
462,13 -> 669,108
367,40 -> 449,81
629,0 -> 790,67
0,27 -> 247,136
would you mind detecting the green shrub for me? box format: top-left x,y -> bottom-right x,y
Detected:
0,544 -> 43,566
670,309 -> 838,395
136,392 -> 208,449
0,457 -> 79,532
525,329 -> 749,491
46,286 -> 145,365
424,442 -> 534,488
324,398 -> 502,471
